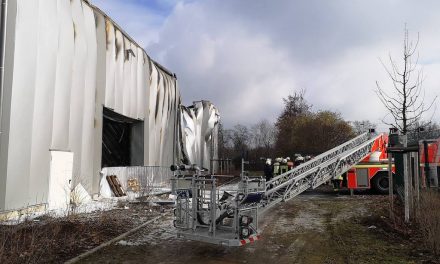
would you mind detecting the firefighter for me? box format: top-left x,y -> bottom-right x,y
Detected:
273,158 -> 281,175
333,174 -> 343,192
280,158 -> 288,174
286,157 -> 294,170
264,159 -> 273,182
294,156 -> 305,166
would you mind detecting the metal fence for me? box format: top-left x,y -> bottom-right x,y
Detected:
102,166 -> 173,195
407,129 -> 440,146
210,158 -> 233,175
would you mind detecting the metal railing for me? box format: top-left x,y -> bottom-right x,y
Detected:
263,132 -> 380,211
210,158 -> 233,175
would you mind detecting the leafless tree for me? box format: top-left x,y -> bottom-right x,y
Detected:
351,120 -> 377,135
230,124 -> 250,152
376,26 -> 437,135
217,121 -> 233,158
250,119 -> 276,154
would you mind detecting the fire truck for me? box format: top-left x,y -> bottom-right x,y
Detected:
346,133 -> 393,194
419,137 -> 440,187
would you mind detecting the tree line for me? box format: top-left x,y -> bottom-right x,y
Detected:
218,90 -> 372,170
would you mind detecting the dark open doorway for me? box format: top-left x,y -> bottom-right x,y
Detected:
101,107 -> 144,167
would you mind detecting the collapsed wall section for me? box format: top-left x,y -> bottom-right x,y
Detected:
180,101 -> 220,171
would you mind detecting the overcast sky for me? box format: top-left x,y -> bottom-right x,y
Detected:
93,0 -> 440,130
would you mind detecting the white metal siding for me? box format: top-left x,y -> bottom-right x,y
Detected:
6,0 -> 40,209
0,0 -> 219,212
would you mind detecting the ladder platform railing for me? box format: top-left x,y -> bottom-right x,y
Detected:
262,132 -> 381,211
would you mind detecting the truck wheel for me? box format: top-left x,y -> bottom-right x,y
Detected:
372,173 -> 389,194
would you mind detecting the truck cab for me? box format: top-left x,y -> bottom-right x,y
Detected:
346,133 -> 394,194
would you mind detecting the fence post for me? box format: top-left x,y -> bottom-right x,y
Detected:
402,135 -> 411,223
423,140 -> 430,188
413,152 -> 420,218
408,151 -> 414,220
388,152 -> 394,221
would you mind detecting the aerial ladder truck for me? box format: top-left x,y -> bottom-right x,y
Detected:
170,131 -> 384,246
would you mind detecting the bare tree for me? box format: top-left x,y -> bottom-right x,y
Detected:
217,121 -> 233,158
376,26 -> 437,134
351,120 -> 377,135
230,124 -> 250,153
250,119 -> 276,155
251,120 -> 275,149
416,120 -> 440,132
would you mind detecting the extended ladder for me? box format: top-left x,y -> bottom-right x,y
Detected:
170,131 -> 382,246
262,132 -> 381,211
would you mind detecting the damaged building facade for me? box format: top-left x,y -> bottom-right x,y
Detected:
0,0 -> 219,212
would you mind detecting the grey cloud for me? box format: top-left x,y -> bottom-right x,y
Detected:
179,0 -> 440,64
95,0 -> 440,128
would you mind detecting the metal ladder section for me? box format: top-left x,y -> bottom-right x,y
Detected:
262,132 -> 381,211
193,178 -> 218,236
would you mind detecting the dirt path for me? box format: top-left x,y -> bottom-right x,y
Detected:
78,192 -> 427,264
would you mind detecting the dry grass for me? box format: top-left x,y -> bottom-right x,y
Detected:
0,217 -> 83,264
416,190 -> 440,256
0,203 -> 158,264
0,213 -> 120,264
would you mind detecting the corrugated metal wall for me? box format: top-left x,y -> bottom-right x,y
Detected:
0,0 -> 220,211
0,0 -> 218,212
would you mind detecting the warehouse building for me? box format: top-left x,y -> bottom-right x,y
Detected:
0,0 -> 219,212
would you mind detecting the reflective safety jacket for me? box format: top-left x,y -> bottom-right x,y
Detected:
273,162 -> 280,175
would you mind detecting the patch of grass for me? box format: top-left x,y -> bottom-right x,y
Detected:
416,190 -> 440,256
289,197 -> 418,264
332,219 -> 415,264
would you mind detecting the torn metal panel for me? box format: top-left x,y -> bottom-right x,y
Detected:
181,101 -> 220,170
104,19 -> 116,110
145,63 -> 179,167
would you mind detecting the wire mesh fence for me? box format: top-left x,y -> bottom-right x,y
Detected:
102,166 -> 173,196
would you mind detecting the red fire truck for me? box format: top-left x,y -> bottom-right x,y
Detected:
419,137 -> 440,188
346,133 -> 394,194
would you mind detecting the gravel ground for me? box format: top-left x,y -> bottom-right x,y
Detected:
78,189 -> 439,264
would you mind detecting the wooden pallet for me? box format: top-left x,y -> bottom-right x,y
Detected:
106,175 -> 126,197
